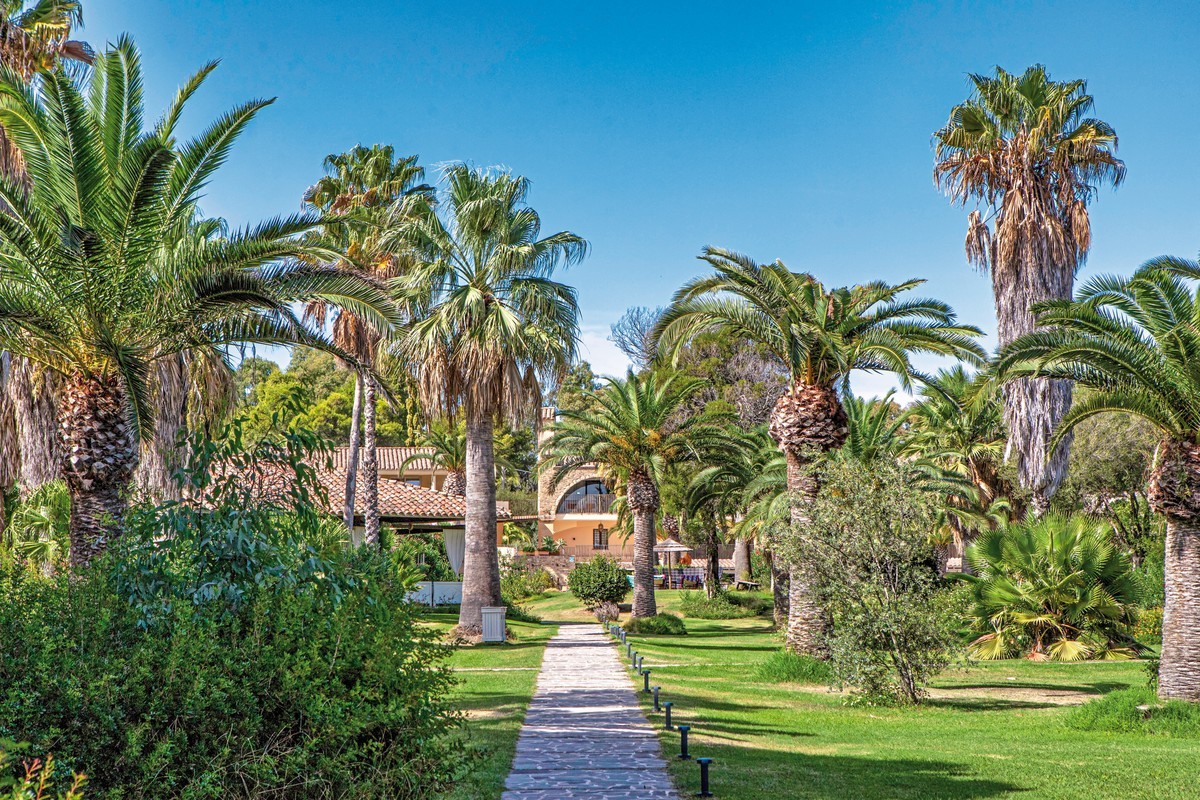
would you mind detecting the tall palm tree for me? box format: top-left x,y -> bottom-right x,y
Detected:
303,144 -> 432,543
390,164 -> 586,633
401,418 -> 516,497
0,1 -> 92,500
997,258 -> 1200,701
544,371 -> 730,616
654,247 -> 985,654
934,65 -> 1125,512
0,38 -> 397,566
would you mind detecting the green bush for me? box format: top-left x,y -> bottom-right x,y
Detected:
1132,607 -> 1163,642
501,562 -> 555,602
754,650 -> 834,684
0,747 -> 84,799
679,590 -> 756,619
623,612 -> 687,635
567,556 -> 629,609
1066,687 -> 1200,737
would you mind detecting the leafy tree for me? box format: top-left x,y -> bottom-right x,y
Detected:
996,259 -> 1200,700
654,247 -> 984,654
934,64 -> 1124,510
0,39 -> 396,566
672,332 -> 789,428
784,457 -> 957,704
544,371 -> 731,617
388,164 -> 586,633
551,360 -> 601,416
962,515 -> 1143,661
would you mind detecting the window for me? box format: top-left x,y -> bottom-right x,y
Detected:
593,525 -> 609,550
405,478 -> 422,486
556,480 -> 615,514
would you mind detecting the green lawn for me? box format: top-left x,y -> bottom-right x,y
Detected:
559,590 -> 1200,800
420,610 -> 557,800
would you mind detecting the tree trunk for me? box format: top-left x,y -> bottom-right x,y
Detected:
459,415 -> 501,633
362,376 -> 380,546
0,353 -> 16,536
704,524 -> 721,598
628,471 -> 660,618
1159,516 -> 1200,700
784,450 -> 829,655
993,257 -> 1074,510
59,373 -> 136,568
135,355 -> 187,502
343,372 -> 363,535
734,537 -> 752,583
768,549 -> 789,628
443,469 -> 466,497
7,356 -> 60,493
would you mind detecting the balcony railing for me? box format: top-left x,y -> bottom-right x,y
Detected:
557,493 -> 617,515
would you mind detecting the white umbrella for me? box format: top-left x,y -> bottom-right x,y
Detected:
653,538 -> 692,589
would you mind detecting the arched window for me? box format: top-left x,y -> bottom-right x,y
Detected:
556,480 -> 615,514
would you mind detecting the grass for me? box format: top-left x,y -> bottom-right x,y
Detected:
594,590 -> 1200,800
419,607 -> 558,800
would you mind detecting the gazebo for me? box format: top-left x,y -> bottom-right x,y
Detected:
653,537 -> 692,590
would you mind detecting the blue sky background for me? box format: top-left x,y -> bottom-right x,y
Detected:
89,1 -> 1199,395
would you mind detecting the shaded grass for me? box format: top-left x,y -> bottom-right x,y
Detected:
605,590 -> 1200,799
1068,687 -> 1200,737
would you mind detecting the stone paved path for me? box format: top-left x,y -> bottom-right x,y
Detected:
501,623 -> 680,799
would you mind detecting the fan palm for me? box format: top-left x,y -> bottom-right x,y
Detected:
934,65 -> 1125,511
996,259 -> 1200,699
544,371 -> 731,617
654,247 -> 985,654
962,514 -> 1142,661
389,164 -> 586,632
1,478 -> 68,569
0,1 -> 93,504
0,38 -> 397,566
303,144 -> 432,542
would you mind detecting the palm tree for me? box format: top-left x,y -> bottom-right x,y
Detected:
0,38 -> 397,567
996,259 -> 1200,700
401,418 -> 516,497
303,144 -> 432,543
654,247 -> 985,654
0,1 -> 93,500
962,514 -> 1143,661
934,65 -> 1125,512
839,392 -> 906,463
389,164 -> 586,633
543,370 -> 730,617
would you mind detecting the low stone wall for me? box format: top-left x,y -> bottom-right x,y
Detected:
515,554 -> 575,588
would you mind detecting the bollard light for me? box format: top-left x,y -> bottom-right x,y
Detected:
642,668 -> 652,693
677,724 -> 692,759
696,757 -> 714,797
664,701 -> 674,730
626,642 -> 632,657
653,686 -> 661,711
636,655 -> 644,673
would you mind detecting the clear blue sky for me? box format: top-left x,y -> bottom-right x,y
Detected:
90,1 -> 1199,394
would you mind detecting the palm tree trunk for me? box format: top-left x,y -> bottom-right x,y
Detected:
443,469 -> 466,496
784,450 -> 826,656
7,356 -> 60,492
631,505 -> 658,617
993,259 -> 1074,510
768,549 -> 789,628
704,524 -> 721,598
0,353 -> 16,536
135,355 -> 187,502
459,414 -> 501,633
59,373 -> 136,568
734,537 -> 752,583
343,371 -> 363,535
1159,516 -> 1200,701
362,376 -> 380,546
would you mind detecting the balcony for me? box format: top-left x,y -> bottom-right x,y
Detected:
557,493 -> 617,515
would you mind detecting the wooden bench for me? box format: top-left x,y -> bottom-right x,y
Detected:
733,579 -> 761,591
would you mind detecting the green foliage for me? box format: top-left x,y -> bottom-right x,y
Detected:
0,747 -> 84,800
393,531 -> 456,582
500,561 -> 555,602
623,612 -> 687,635
567,556 -> 630,609
754,650 -> 834,684
679,590 -> 756,619
1132,607 -> 1163,643
962,514 -> 1144,661
0,482 -> 69,570
1066,687 -> 1200,737
787,458 -> 959,704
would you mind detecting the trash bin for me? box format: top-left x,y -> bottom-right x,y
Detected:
481,606 -> 507,643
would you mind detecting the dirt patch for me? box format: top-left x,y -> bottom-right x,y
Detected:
926,685 -> 1095,706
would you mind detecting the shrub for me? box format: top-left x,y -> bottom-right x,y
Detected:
623,612 -> 687,635
1066,687 -> 1200,737
782,458 -> 959,704
501,562 -> 555,602
1132,607 -> 1163,642
0,748 -> 84,800
754,650 -> 833,684
961,514 -> 1145,661
593,601 -> 620,624
568,556 -> 629,609
679,590 -> 756,619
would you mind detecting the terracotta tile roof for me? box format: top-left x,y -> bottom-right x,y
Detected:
319,466 -> 469,520
330,446 -> 439,473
